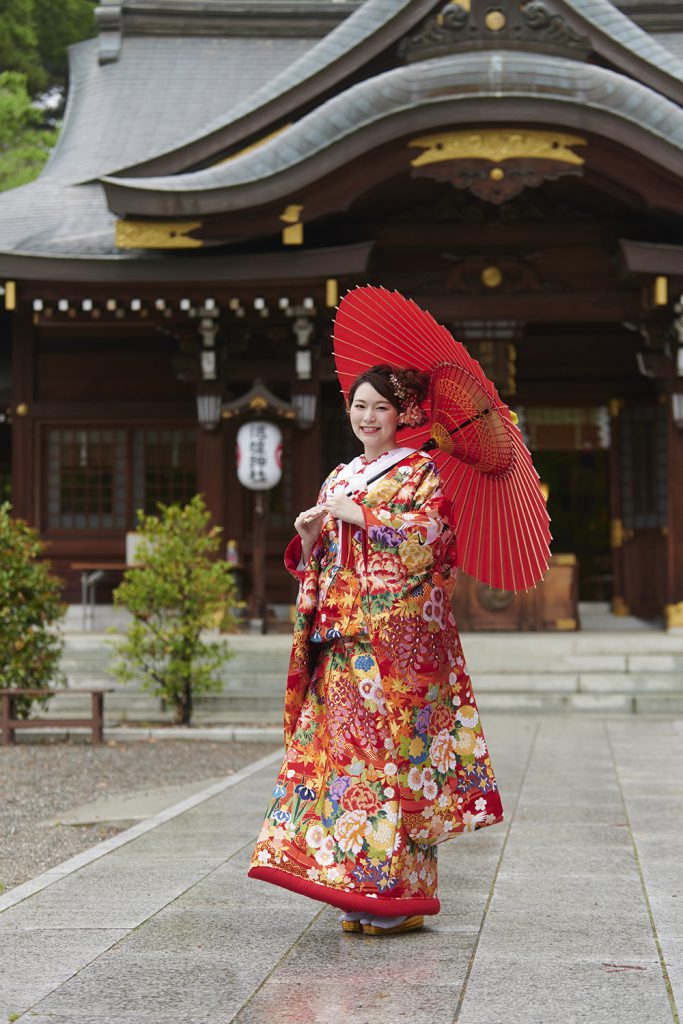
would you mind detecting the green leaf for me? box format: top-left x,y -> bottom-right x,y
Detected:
0,502 -> 65,707
109,496 -> 242,725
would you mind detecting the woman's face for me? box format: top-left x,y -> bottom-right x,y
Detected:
349,382 -> 400,457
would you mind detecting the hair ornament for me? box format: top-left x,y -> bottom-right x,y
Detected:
389,372 -> 408,406
389,370 -> 428,427
397,394 -> 429,428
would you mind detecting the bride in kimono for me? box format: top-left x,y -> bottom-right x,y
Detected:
249,364 -> 504,935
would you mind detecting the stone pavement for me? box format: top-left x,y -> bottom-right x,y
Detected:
1,715 -> 681,1024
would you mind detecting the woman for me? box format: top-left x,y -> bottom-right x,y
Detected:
248,364 -> 504,934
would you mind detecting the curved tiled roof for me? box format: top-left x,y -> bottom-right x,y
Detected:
99,0 -> 439,176
42,33 -> 316,186
103,50 -> 683,217
558,0 -> 683,88
653,31 -> 683,61
2,0 -> 683,267
92,0 -> 683,180
0,180 -> 116,254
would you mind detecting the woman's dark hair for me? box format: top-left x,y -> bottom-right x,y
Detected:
348,364 -> 430,421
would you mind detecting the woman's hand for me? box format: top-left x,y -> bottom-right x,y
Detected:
294,505 -> 327,544
322,493 -> 365,529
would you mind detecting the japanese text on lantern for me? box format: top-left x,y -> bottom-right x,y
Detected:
236,421 -> 283,491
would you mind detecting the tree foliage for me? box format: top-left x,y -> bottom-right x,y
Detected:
0,0 -> 96,96
0,72 -> 57,190
0,0 -> 96,189
110,496 -> 242,726
0,503 -> 66,718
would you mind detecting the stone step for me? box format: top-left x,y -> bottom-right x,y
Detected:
35,686 -> 681,723
62,635 -> 683,677
578,673 -> 683,693
474,672 -> 683,693
58,667 -> 683,696
633,694 -> 683,714
46,628 -> 683,720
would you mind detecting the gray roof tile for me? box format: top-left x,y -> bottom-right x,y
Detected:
653,31 -> 683,60
43,33 -> 315,185
565,0 -> 683,82
100,0 -> 423,174
103,51 -> 683,215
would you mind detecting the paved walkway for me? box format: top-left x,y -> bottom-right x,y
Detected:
1,715 -> 681,1024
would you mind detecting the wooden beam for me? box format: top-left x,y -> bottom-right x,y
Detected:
619,240 -> 683,276
394,291 -> 644,322
0,242 -> 373,284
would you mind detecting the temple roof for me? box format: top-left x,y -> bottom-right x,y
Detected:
44,34 -> 315,185
102,53 -> 683,218
0,0 -> 682,273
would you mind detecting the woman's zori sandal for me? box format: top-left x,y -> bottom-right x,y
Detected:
339,912 -> 424,935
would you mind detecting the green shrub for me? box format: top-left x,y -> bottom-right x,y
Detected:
0,503 -> 66,716
109,495 -> 241,725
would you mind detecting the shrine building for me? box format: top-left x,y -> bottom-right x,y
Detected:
0,0 -> 682,629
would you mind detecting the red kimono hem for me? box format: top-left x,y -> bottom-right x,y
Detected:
248,866 -> 441,917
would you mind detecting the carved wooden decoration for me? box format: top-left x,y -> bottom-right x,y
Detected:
443,255 -> 542,293
409,129 -> 586,205
400,0 -> 591,62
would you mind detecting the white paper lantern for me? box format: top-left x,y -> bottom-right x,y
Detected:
236,421 -> 283,490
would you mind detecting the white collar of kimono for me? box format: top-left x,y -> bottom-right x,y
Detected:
331,447 -> 417,496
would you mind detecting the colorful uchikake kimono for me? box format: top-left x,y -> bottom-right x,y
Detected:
248,447 -> 504,917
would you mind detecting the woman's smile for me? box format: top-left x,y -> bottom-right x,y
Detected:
350,382 -> 400,458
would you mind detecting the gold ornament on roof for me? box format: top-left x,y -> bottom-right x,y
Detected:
409,129 -> 586,167
481,266 -> 503,288
280,204 -> 304,246
484,10 -> 506,30
116,220 -> 203,249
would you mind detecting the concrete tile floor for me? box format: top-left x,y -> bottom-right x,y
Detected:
1,714 -> 680,1024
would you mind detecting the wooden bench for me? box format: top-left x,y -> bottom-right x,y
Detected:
0,688 -> 113,746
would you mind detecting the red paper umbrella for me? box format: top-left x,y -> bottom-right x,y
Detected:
333,285 -> 551,592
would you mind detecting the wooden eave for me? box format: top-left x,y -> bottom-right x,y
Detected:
115,2 -> 360,39
102,90 -> 683,225
0,241 -> 373,283
619,239 -> 683,275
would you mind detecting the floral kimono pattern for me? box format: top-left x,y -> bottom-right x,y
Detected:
248,449 -> 503,917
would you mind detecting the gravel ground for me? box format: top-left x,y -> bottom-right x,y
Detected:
0,738 -> 279,894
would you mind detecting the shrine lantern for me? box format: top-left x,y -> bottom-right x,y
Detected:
236,421 -> 282,491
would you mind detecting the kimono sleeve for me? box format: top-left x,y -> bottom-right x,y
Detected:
282,465 -> 341,582
284,535 -> 306,582
361,462 -> 453,579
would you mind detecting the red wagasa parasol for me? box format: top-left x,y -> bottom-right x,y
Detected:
332,285 -> 551,592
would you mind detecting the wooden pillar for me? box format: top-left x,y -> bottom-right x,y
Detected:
252,491 -> 267,628
196,419 -> 226,533
292,380 -> 321,511
665,390 -> 683,626
11,300 -> 36,523
223,418 -> 242,554
607,397 -> 627,615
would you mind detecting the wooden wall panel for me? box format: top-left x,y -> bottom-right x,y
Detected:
36,346 -> 193,402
